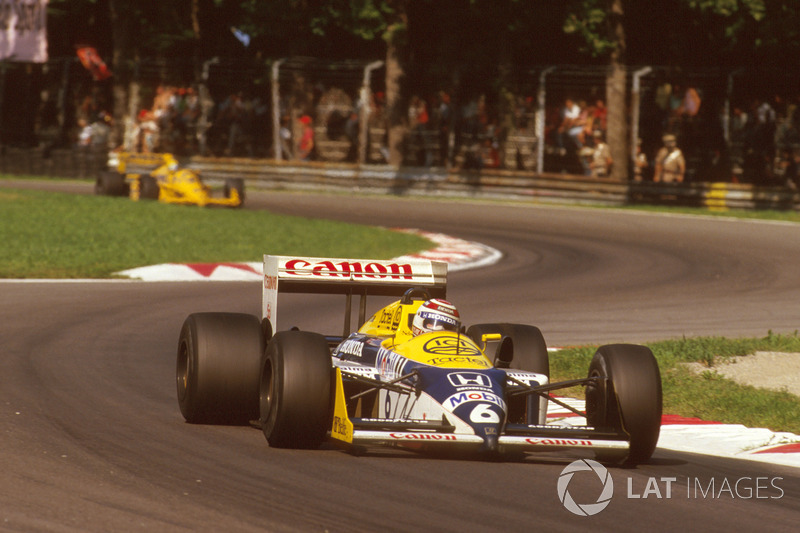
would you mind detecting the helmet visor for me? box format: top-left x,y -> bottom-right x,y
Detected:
419,311 -> 460,332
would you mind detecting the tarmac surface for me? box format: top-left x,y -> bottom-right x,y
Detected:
2,182 -> 800,531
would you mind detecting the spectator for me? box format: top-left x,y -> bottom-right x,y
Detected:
278,115 -> 293,159
89,112 -> 112,150
556,97 -> 583,153
297,114 -> 315,161
591,98 -> 608,133
138,110 -> 160,153
754,97 -> 776,151
409,95 -> 432,166
730,105 -> 749,144
633,138 -> 649,181
437,91 -> 453,167
588,130 -> 612,177
678,85 -> 702,118
77,119 -> 92,147
654,134 -> 686,183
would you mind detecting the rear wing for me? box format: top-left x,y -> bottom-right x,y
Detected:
262,255 -> 447,336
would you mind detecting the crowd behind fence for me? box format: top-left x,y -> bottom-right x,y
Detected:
1,57 -> 800,190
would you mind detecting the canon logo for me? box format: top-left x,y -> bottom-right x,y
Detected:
284,259 -> 414,280
526,438 -> 593,447
389,433 -> 457,441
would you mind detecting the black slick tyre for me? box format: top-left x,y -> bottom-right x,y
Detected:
466,323 -> 549,424
176,312 -> 263,424
95,171 -> 128,196
140,175 -> 160,199
585,344 -> 662,465
260,331 -> 332,449
466,323 -> 549,376
224,178 -> 245,206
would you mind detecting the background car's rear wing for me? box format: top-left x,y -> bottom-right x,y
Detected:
262,255 -> 447,336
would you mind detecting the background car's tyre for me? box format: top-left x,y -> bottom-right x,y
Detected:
260,331 -> 332,449
585,344 -> 662,465
140,175 -> 160,200
466,323 -> 549,424
224,178 -> 245,206
94,171 -> 128,196
176,312 -> 263,425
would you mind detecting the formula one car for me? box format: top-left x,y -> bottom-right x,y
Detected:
95,152 -> 244,207
176,256 -> 662,464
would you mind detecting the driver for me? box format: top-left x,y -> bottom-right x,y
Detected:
411,299 -> 461,336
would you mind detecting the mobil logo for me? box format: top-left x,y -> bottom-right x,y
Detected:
283,259 -> 413,280
444,390 -> 505,411
447,372 -> 491,388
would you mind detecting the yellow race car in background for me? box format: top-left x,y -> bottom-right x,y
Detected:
95,152 -> 244,207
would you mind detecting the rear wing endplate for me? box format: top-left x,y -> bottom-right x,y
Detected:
262,255 -> 447,336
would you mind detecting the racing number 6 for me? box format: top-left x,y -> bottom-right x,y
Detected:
470,403 -> 500,424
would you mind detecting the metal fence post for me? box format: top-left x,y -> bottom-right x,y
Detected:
630,66 -> 652,167
536,67 -> 555,175
271,58 -> 285,160
359,60 -> 383,165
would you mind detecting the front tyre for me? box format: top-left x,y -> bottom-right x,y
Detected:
466,323 -> 549,424
260,331 -> 332,449
585,344 -> 662,465
176,313 -> 263,424
466,323 -> 549,376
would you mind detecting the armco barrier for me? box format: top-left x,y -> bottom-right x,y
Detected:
186,156 -> 800,210
188,156 -> 629,205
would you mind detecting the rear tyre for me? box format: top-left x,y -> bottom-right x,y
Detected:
585,344 -> 662,465
260,331 -> 332,449
95,171 -> 128,196
140,175 -> 160,199
224,178 -> 245,206
176,313 -> 263,424
466,323 -> 549,424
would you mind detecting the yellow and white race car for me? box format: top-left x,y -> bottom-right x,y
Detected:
95,152 -> 243,207
176,255 -> 662,464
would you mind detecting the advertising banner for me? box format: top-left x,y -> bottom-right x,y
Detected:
1,0 -> 48,62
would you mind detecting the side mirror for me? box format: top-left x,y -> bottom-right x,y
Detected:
494,336 -> 514,368
480,332 -> 502,350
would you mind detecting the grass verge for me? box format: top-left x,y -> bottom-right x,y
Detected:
0,188 -> 432,278
550,331 -> 800,434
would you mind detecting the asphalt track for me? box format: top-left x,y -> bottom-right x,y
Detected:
2,183 -> 800,531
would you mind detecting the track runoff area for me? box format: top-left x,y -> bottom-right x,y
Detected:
117,228 -> 800,469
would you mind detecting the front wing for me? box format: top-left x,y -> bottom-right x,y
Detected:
329,367 -> 632,457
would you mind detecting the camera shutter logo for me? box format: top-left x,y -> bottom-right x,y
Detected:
557,459 -> 614,516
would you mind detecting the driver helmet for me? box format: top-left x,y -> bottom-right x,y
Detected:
412,299 -> 461,336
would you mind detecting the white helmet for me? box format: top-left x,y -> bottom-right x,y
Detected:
412,299 -> 460,336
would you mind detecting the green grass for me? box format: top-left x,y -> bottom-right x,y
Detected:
0,188 -> 432,278
616,204 -> 800,223
550,332 -> 800,434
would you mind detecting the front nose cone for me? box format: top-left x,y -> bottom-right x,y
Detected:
480,433 -> 499,454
